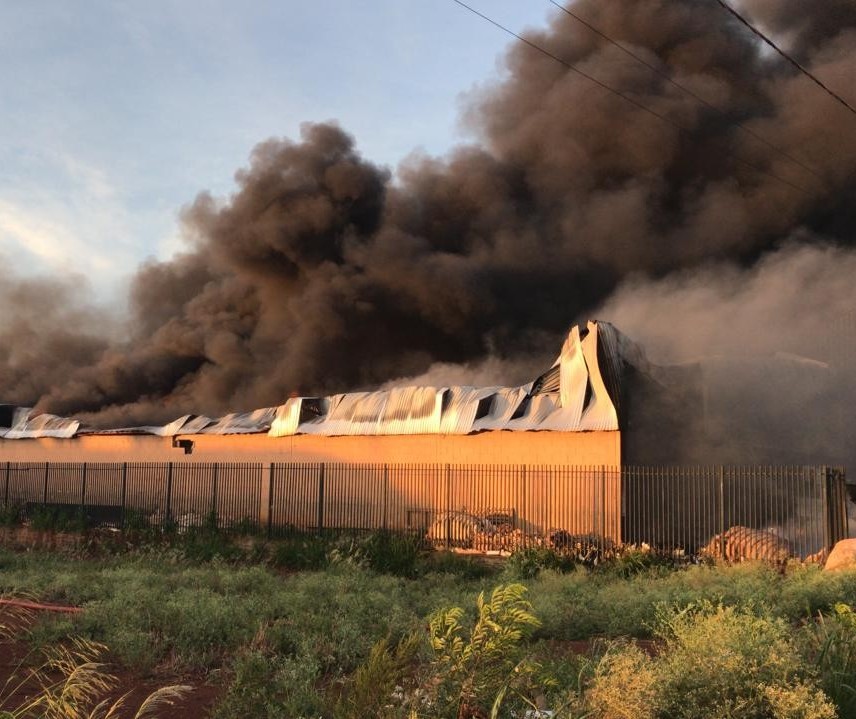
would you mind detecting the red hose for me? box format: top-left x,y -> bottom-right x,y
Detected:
0,598 -> 82,614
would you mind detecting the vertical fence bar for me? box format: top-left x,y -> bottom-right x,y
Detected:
211,463 -> 219,522
267,464 -> 275,538
837,469 -> 849,543
165,462 -> 173,523
316,463 -> 326,536
718,465 -> 725,560
80,463 -> 88,518
382,464 -> 389,531
120,463 -> 127,529
444,464 -> 451,550
520,464 -> 527,547
600,465 -> 606,552
3,461 -> 9,508
821,466 -> 831,553
42,462 -> 49,506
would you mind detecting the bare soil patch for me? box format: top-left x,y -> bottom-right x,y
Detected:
0,607 -> 222,719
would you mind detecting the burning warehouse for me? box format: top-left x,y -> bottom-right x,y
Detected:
1,0 -> 855,556
0,317 -> 849,471
0,320 -> 627,466
0,319 -> 849,558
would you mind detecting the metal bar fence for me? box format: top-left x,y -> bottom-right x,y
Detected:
1,462 -> 263,533
0,462 -> 848,559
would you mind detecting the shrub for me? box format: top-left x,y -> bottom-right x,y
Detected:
230,516 -> 261,536
29,505 -> 87,533
504,546 -> 578,579
270,536 -> 329,571
212,649 -> 324,719
333,634 -> 421,719
506,544 -> 682,581
803,602 -> 856,717
762,682 -> 837,719
655,601 -> 816,719
356,531 -> 422,578
418,550 -> 498,580
585,641 -> 660,719
0,504 -> 22,527
122,508 -> 152,533
178,527 -> 244,562
597,545 -> 678,579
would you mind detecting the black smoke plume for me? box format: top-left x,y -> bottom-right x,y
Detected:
3,0 -> 856,427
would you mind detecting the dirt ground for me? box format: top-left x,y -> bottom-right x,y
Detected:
0,606 -> 222,719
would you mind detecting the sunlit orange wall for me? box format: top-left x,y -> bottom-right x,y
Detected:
0,430 -> 620,466
0,431 -> 622,541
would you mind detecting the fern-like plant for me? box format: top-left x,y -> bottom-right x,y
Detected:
426,583 -> 544,718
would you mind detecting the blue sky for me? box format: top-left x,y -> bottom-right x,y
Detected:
0,1 -> 554,303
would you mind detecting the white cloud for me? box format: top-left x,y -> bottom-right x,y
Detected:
0,199 -> 71,268
0,148 -> 148,293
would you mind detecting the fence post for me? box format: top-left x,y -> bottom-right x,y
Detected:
382,464 -> 389,531
80,463 -> 88,510
316,463 -> 326,536
211,463 -> 219,523
3,461 -> 9,508
824,466 -> 848,549
165,462 -> 173,523
520,464 -> 526,547
445,464 -> 452,550
718,465 -> 725,560
43,462 -> 49,506
838,470 -> 849,541
267,464 -> 274,539
120,463 -> 127,530
600,465 -> 607,553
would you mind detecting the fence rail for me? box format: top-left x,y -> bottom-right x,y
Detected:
0,461 -> 847,559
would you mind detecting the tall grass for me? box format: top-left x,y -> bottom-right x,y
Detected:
0,637 -> 190,719
4,547 -> 856,717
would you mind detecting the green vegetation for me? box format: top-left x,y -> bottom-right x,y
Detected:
2,539 -> 856,717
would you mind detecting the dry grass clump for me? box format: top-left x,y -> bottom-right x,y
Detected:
0,637 -> 190,719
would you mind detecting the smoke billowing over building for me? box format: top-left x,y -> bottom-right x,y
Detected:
1,0 -> 855,470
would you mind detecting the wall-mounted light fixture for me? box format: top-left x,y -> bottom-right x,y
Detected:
171,437 -> 194,455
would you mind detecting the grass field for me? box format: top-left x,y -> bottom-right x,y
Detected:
2,533 -> 856,718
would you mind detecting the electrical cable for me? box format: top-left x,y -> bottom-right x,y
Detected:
450,0 -> 812,195
714,0 -> 856,118
548,0 -> 824,183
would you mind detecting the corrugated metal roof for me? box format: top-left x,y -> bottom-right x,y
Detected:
1,320 -> 631,439
1,410 -> 79,439
379,386 -> 443,435
199,407 -> 276,434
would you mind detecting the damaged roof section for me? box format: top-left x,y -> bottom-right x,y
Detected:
1,320 -> 633,439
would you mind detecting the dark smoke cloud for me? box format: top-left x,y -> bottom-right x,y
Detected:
3,0 -> 856,427
0,265 -> 114,409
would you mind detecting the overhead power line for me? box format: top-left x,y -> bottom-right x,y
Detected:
449,0 -> 811,195
548,0 -> 824,183
714,0 -> 856,118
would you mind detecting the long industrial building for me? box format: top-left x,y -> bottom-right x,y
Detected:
1,319 -> 850,558
0,320 -> 628,467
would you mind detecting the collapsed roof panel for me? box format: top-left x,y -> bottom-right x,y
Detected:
1,408 -> 80,439
1,320 -> 630,440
